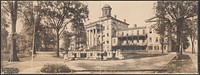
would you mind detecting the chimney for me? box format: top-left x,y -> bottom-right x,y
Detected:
114,15 -> 117,18
124,19 -> 126,23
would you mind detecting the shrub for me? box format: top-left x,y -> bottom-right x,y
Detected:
40,63 -> 72,73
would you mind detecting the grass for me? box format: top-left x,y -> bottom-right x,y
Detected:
158,54 -> 197,73
121,51 -> 166,59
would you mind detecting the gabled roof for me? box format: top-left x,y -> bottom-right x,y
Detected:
85,16 -> 129,28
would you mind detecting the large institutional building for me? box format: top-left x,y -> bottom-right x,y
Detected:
66,4 -> 170,60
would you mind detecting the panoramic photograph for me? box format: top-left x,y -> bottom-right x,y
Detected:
1,1 -> 198,74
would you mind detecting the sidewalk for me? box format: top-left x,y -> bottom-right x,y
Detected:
186,53 -> 198,70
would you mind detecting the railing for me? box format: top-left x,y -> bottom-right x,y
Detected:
116,34 -> 147,37
120,42 -> 147,46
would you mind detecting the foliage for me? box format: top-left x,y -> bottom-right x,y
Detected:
41,1 -> 89,57
61,30 -> 71,51
71,23 -> 87,49
40,64 -> 72,73
182,36 -> 190,50
1,7 -> 9,51
1,1 -> 21,61
150,1 -> 198,54
2,1 -> 89,57
38,26 -> 57,51
1,2 -> 10,52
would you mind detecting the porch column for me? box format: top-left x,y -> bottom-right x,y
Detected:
91,29 -> 93,47
87,30 -> 89,47
95,29 -> 98,46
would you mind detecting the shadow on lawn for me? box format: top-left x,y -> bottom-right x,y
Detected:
122,53 -> 166,59
158,54 -> 197,73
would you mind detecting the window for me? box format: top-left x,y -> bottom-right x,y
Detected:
90,53 -> 93,56
164,46 -> 166,50
137,30 -> 139,35
148,46 -> 153,50
143,39 -> 145,42
137,39 -> 139,43
107,41 -> 109,44
122,32 -> 124,36
150,28 -> 152,33
143,30 -> 145,34
127,33 -> 128,36
107,25 -> 109,30
149,37 -> 152,42
157,46 -> 159,50
132,30 -> 134,35
107,10 -> 109,15
107,33 -> 109,37
154,46 -> 157,50
156,37 -> 158,42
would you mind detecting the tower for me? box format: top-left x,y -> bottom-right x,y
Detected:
102,4 -> 112,17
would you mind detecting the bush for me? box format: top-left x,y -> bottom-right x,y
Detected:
40,63 -> 72,73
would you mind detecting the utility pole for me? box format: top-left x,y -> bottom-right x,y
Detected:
31,1 -> 38,68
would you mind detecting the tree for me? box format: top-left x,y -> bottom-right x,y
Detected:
19,1 -> 44,54
1,6 -> 9,51
39,26 -> 56,51
1,1 -> 21,61
61,30 -> 71,52
71,23 -> 87,50
147,1 -> 198,55
41,1 -> 89,57
187,18 -> 198,54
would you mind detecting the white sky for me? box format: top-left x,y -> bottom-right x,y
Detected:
6,1 -> 156,34
84,1 -> 156,27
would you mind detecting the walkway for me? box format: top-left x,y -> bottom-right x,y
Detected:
186,53 -> 198,70
2,52 -> 177,74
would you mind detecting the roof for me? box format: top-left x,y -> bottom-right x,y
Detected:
85,16 -> 129,28
103,4 -> 111,8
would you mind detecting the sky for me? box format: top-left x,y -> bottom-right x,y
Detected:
6,1 -> 156,34
84,1 -> 156,27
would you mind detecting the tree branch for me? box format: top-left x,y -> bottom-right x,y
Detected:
170,3 -> 178,19
18,10 -> 32,25
1,2 -> 11,13
59,19 -> 73,36
165,4 -> 176,20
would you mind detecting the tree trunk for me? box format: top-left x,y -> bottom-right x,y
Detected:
8,1 -> 20,62
180,42 -> 183,55
161,44 -> 164,54
168,25 -> 172,52
56,31 -> 60,57
176,19 -> 182,54
191,39 -> 194,54
160,37 -> 164,54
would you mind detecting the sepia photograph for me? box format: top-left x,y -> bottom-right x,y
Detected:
1,1 -> 198,74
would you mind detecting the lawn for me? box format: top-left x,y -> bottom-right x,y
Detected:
69,52 -> 176,74
158,54 -> 197,73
